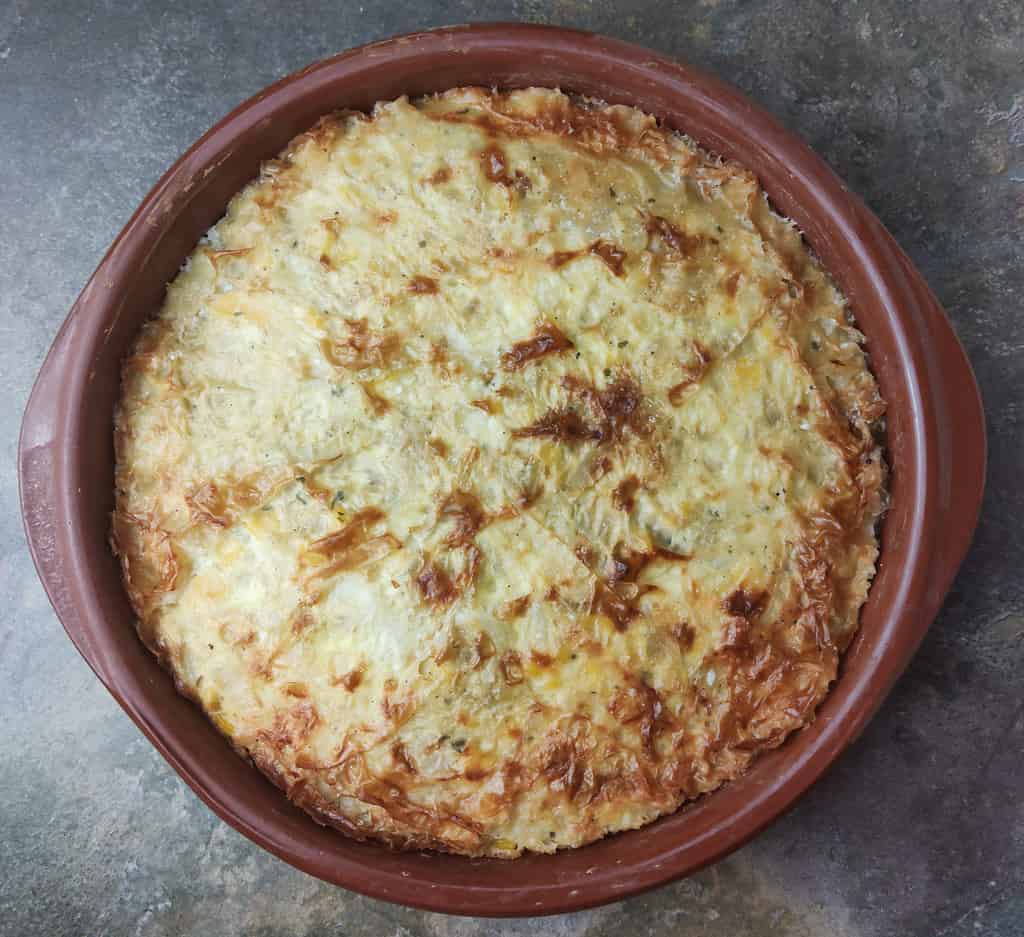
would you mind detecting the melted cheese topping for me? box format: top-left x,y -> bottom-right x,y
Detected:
113,88 -> 886,857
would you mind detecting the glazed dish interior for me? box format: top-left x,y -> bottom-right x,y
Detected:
112,87 -> 886,858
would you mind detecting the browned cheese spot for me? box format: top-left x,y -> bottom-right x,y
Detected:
434,92 -> 650,163
428,341 -> 457,379
382,683 -> 416,726
486,247 -> 520,277
668,341 -> 713,405
257,702 -> 320,753
500,321 -> 574,371
289,608 -> 315,636
415,491 -> 488,610
470,398 -> 495,414
236,473 -> 281,509
610,542 -> 689,580
591,454 -> 613,481
724,270 -> 741,297
517,484 -> 541,510
321,319 -> 399,372
319,214 -> 344,268
303,507 -> 401,581
321,215 -> 344,237
480,145 -> 507,182
432,631 -> 461,666
457,546 -> 484,596
608,678 -> 671,761
548,240 -> 627,277
645,214 -> 704,257
511,407 -> 600,445
585,374 -> 649,441
702,577 -> 837,756
724,587 -> 768,620
414,489 -> 490,609
185,470 -> 291,528
473,631 -> 496,667
426,166 -> 451,184
203,246 -> 252,273
408,275 -> 439,295
535,373 -> 654,446
574,542 -> 595,567
591,580 -> 642,632
415,561 -> 457,608
248,654 -> 275,681
589,239 -> 628,277
440,489 -> 488,546
186,481 -> 231,527
548,248 -> 580,269
334,667 -> 364,691
590,541 -> 689,632
497,594 -> 532,620
253,192 -> 276,211
500,651 -> 525,685
287,748 -> 484,850
671,621 -> 696,651
479,144 -> 531,194
612,475 -> 641,512
391,740 -> 418,774
792,511 -> 853,649
359,382 -> 391,415
538,731 -> 588,801
110,511 -> 178,623
297,475 -> 336,507
300,113 -> 357,150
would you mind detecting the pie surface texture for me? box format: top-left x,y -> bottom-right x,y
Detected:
113,88 -> 887,857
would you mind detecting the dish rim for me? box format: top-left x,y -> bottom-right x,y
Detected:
18,23 -> 986,916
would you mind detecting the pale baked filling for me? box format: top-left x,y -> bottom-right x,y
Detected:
113,88 -> 886,856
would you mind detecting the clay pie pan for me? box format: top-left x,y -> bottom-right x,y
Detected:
19,24 -> 985,916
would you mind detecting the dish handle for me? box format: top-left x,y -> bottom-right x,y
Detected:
19,293 -> 100,670
879,223 -> 986,607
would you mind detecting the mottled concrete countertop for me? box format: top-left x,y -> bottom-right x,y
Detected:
2,2 -> 1021,935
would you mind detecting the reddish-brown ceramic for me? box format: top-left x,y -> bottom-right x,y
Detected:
19,24 -> 986,916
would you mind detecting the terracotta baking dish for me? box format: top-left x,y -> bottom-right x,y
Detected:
19,24 -> 985,916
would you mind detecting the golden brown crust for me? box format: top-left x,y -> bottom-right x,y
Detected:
112,87 -> 886,857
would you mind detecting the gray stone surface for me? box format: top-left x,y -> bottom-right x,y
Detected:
1,1 -> 1021,934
